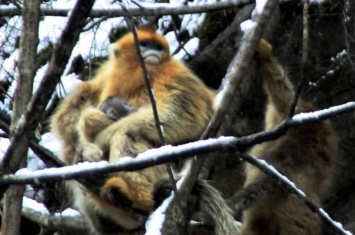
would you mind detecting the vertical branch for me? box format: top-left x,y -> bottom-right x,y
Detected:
1,1 -> 40,235
0,0 -> 95,229
288,0 -> 309,117
180,0 -> 279,200
342,0 -> 355,71
159,1 -> 279,234
119,3 -> 183,212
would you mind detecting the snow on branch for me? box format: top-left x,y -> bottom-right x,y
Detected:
237,152 -> 353,235
1,101 -> 354,185
22,197 -> 87,232
0,0 -> 253,18
1,0 -> 95,168
172,0 -> 280,225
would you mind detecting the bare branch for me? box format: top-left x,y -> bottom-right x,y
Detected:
288,0 -> 309,117
119,2 -> 182,212
0,0 -> 253,18
1,0 -> 96,169
2,0 -> 40,234
1,101 -> 354,185
0,0 -> 96,211
176,0 -> 279,222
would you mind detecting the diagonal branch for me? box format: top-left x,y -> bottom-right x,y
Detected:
175,0 -> 279,223
0,0 -> 96,203
234,152 -> 352,235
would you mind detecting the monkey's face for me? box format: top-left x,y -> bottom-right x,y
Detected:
138,40 -> 165,65
110,27 -> 171,67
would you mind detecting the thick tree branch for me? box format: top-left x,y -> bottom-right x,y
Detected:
1,0 -> 95,169
0,0 -> 253,18
1,101 -> 354,185
174,0 -> 279,228
2,0 -> 40,234
0,0 -> 96,205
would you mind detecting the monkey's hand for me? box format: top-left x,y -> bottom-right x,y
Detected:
257,39 -> 273,61
82,143 -> 104,161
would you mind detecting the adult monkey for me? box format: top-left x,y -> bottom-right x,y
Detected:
51,26 -> 234,234
237,39 -> 337,235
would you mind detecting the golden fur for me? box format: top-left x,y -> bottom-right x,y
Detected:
51,27 -> 215,233
240,40 -> 337,235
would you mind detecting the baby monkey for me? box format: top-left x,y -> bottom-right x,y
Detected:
77,95 -> 136,161
99,95 -> 135,121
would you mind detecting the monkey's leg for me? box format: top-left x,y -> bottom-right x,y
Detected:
100,165 -> 167,213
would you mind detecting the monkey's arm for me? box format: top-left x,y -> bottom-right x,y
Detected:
257,40 -> 296,120
50,82 -> 101,163
93,76 -> 214,162
77,107 -> 114,161
82,76 -> 214,214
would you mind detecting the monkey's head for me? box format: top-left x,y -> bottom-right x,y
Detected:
109,26 -> 171,67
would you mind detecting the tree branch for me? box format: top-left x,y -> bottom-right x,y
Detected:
22,197 -> 87,233
235,152 -> 352,235
174,0 -> 279,228
1,101 -> 354,185
0,0 -> 253,18
0,0 -> 96,206
1,0 -> 95,170
2,0 -> 40,234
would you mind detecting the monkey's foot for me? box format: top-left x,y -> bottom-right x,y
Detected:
82,143 -> 103,161
101,177 -> 154,214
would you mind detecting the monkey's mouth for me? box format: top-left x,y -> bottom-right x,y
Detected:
142,50 -> 162,65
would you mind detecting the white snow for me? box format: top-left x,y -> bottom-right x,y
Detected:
255,158 -> 306,197
23,196 -> 82,217
56,73 -> 82,98
319,208 -> 353,235
255,0 -> 267,13
145,178 -> 184,235
0,137 -> 11,162
174,37 -> 200,60
292,102 -> 355,121
240,19 -> 256,32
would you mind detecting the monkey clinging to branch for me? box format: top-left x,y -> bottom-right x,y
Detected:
238,39 -> 337,235
51,26 -> 217,234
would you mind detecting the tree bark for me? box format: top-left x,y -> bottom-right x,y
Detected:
2,1 -> 40,235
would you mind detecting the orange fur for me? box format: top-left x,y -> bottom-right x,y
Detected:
51,27 -> 215,234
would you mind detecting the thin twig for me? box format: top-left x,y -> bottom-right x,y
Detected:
288,0 -> 309,117
119,3 -> 183,213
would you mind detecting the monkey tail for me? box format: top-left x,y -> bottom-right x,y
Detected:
193,179 -> 240,235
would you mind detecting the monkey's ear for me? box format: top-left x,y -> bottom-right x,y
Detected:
108,44 -> 120,58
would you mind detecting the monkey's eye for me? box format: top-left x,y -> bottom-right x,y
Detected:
155,44 -> 163,51
139,41 -> 148,48
139,41 -> 164,52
